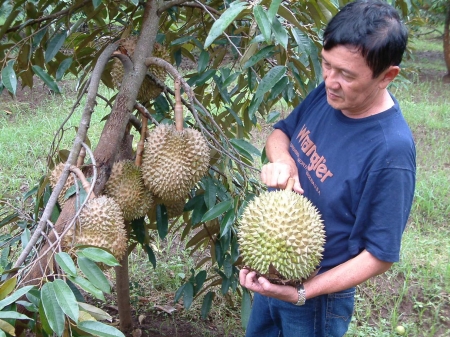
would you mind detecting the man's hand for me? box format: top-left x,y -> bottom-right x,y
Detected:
239,268 -> 299,303
260,162 -> 303,194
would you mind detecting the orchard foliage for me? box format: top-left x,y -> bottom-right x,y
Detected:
0,0 -> 414,335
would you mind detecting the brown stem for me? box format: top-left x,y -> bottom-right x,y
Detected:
77,148 -> 86,167
69,166 -> 96,199
174,78 -> 184,131
135,116 -> 147,167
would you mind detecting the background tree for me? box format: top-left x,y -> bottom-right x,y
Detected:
0,0 -> 414,335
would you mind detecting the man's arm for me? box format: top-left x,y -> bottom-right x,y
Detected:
239,249 -> 392,303
261,129 -> 303,194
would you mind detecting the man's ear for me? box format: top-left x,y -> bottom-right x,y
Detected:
379,66 -> 400,89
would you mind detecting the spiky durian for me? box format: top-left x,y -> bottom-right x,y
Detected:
155,196 -> 186,219
104,160 -> 153,222
141,124 -> 210,202
63,196 -> 127,260
238,189 -> 325,283
49,162 -> 75,208
110,36 -> 169,102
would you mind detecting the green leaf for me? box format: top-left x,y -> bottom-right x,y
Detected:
267,0 -> 282,22
78,320 -> 125,337
272,17 -> 288,49
0,276 -> 17,301
204,1 -> 248,48
55,252 -> 77,277
39,300 -> 53,335
230,138 -> 261,156
201,200 -> 233,223
194,270 -> 207,294
32,65 -> 61,93
0,311 -> 33,320
45,31 -> 67,63
78,247 -> 120,267
242,45 -> 276,69
156,204 -> 169,240
0,318 -> 14,336
78,302 -> 112,321
53,279 -> 79,322
197,50 -> 210,73
204,177 -> 217,209
255,66 -> 286,99
268,76 -> 289,101
56,57 -> 73,81
183,282 -> 194,309
137,244 -> 154,270
92,0 -> 102,9
220,208 -> 235,237
68,276 -> 105,302
253,5 -> 271,43
200,292 -> 215,319
77,256 -> 111,294
223,254 -> 233,278
241,288 -> 252,329
0,285 -> 34,310
41,283 -> 65,337
1,61 -> 17,96
266,111 -> 281,123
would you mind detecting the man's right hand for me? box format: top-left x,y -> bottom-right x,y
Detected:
260,161 -> 303,194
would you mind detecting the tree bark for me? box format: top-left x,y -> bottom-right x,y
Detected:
443,2 -> 450,83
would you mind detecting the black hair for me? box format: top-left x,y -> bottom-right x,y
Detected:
323,0 -> 408,78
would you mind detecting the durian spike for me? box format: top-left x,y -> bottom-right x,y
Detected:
174,78 -> 183,131
135,116 -> 147,167
69,165 -> 96,200
77,147 -> 86,167
285,178 -> 295,191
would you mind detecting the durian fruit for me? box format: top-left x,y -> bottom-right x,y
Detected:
49,162 -> 75,208
110,36 -> 169,102
141,124 -> 210,202
141,79 -> 210,202
238,180 -> 325,284
155,196 -> 186,219
63,196 -> 128,260
104,160 -> 153,222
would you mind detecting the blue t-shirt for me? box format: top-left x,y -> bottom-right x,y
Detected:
273,82 -> 416,272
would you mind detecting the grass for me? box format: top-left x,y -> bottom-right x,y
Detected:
0,24 -> 449,337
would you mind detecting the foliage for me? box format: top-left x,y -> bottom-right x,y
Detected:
0,0 -> 417,335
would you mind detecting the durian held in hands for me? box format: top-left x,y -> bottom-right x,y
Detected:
238,178 -> 325,286
141,78 -> 210,203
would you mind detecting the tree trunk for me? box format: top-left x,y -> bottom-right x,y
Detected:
115,254 -> 133,332
443,2 -> 450,83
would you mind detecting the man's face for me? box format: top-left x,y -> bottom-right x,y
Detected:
321,45 -> 388,118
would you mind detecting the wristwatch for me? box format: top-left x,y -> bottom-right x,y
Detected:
294,284 -> 306,306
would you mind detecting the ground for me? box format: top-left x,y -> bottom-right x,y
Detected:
2,46 -> 448,337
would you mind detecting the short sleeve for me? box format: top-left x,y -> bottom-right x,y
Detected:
348,167 -> 416,262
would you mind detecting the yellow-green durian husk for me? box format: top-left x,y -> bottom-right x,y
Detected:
49,162 -> 75,208
63,196 -> 128,260
104,160 -> 153,222
110,36 -> 169,102
238,190 -> 325,282
141,124 -> 210,202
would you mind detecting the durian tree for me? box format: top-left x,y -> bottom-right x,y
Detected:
0,0 -> 414,335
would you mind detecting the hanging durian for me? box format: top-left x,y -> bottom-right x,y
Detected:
238,179 -> 325,285
62,166 -> 128,260
141,79 -> 210,202
154,196 -> 187,219
110,36 -> 169,102
104,160 -> 153,222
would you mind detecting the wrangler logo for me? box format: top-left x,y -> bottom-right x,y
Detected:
296,125 -> 334,183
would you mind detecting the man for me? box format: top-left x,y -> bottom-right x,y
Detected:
239,0 -> 416,336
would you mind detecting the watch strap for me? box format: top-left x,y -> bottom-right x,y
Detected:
294,284 -> 306,306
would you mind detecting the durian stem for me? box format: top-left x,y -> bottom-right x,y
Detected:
69,165 -> 96,199
285,178 -> 295,191
174,78 -> 183,131
135,116 -> 147,167
77,147 -> 86,167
